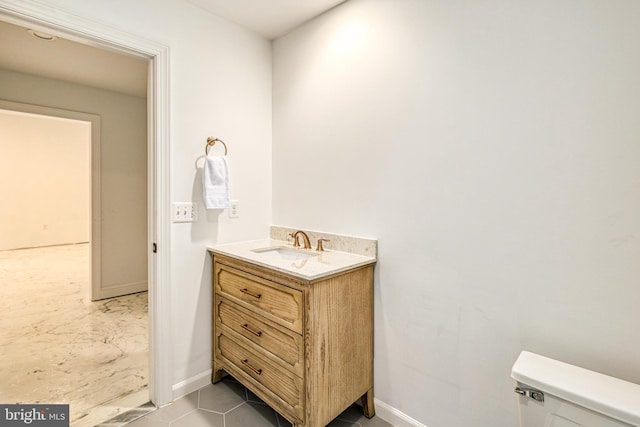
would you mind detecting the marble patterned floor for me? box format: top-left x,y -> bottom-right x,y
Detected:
0,243 -> 149,426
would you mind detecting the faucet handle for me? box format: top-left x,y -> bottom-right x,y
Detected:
289,233 -> 300,247
316,239 -> 330,252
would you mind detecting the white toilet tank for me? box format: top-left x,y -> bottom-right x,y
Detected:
511,351 -> 640,427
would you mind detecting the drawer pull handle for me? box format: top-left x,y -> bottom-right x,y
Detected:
241,323 -> 263,337
241,359 -> 263,375
240,288 -> 262,299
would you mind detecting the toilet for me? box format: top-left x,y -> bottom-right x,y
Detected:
511,351 -> 640,427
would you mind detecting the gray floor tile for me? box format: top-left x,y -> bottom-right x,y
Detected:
147,391 -> 198,422
361,416 -> 393,427
221,374 -> 241,384
333,403 -> 393,426
246,388 -> 267,404
124,414 -> 170,427
198,381 -> 247,413
225,402 -> 279,427
123,375 -> 392,427
171,409 -> 224,427
327,419 -> 361,427
335,404 -> 366,422
276,412 -> 293,427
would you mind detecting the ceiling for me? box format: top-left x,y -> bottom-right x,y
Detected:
187,0 -> 348,39
0,20 -> 148,98
0,1 -> 347,98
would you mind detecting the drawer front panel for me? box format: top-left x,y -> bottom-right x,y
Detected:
215,263 -> 303,333
218,299 -> 303,374
218,334 -> 303,419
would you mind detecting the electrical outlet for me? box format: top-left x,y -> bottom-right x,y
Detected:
229,200 -> 239,219
172,202 -> 198,222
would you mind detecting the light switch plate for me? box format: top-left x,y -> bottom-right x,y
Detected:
172,202 -> 197,222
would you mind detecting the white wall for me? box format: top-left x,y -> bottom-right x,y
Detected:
273,1 -> 640,426
3,0 -> 273,391
0,109 -> 90,250
0,70 -> 148,297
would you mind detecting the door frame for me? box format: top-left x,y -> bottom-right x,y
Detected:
0,0 -> 173,406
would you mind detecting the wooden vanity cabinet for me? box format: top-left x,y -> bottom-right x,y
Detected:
211,253 -> 375,427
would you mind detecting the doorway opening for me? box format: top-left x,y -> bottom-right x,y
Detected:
0,105 -> 149,425
0,0 -> 172,418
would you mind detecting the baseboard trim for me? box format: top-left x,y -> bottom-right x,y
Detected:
374,398 -> 429,427
171,369 -> 212,401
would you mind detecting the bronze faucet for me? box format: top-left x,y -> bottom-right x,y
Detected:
289,230 -> 312,250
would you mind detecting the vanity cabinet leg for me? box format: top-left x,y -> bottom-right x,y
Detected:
212,367 -> 224,384
361,388 -> 375,418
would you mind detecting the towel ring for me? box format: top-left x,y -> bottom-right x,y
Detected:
205,137 -> 228,156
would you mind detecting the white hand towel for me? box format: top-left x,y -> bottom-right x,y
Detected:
203,155 -> 230,209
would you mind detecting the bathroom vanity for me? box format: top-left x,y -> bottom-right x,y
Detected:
208,230 -> 376,427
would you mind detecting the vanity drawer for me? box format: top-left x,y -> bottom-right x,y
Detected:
218,333 -> 304,420
217,298 -> 303,374
214,262 -> 303,333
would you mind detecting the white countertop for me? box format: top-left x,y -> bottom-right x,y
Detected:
208,239 -> 376,281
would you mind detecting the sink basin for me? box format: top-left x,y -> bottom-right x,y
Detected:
251,246 -> 317,261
